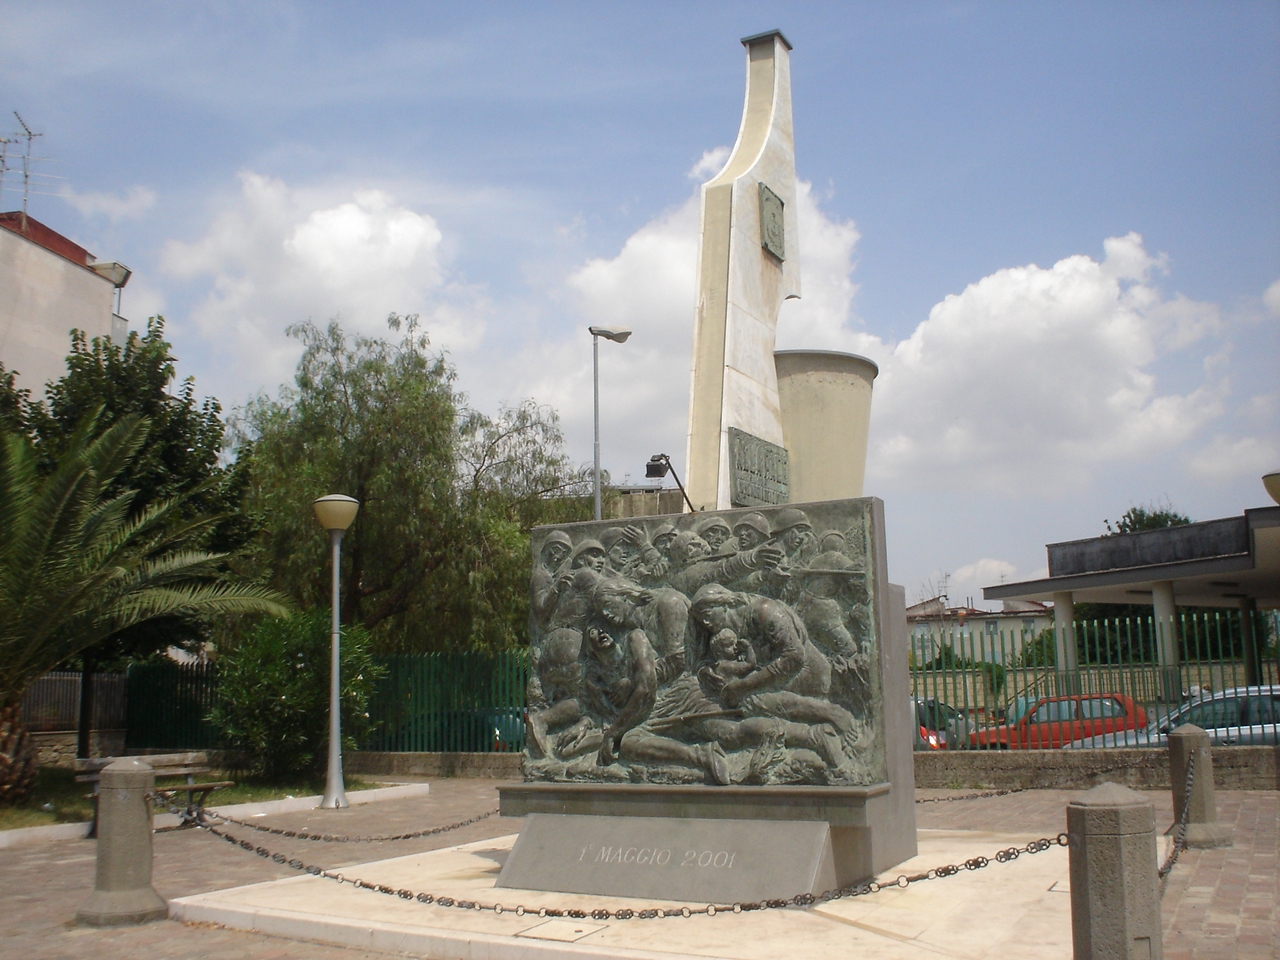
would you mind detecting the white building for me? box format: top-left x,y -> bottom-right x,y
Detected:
0,212 -> 130,391
906,596 -> 1054,664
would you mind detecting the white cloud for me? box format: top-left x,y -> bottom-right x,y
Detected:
497,190 -> 1230,502
947,558 -> 1019,606
160,172 -> 484,395
775,185 -> 868,353
687,146 -> 730,181
62,185 -> 157,221
1188,434 -> 1280,481
498,193 -> 700,475
866,233 -> 1225,491
493,178 -> 865,478
1264,279 -> 1280,317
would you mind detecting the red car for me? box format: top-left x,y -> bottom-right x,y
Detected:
971,694 -> 1147,749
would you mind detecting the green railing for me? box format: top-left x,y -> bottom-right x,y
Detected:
124,652 -> 529,754
125,660 -> 221,751
910,609 -> 1279,749
362,651 -> 528,753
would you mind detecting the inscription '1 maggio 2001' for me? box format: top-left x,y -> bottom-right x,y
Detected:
578,844 -> 737,869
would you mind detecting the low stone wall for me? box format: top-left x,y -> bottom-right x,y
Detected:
346,751 -> 524,779
271,747 -> 1280,789
913,745 -> 1280,791
32,730 -> 126,767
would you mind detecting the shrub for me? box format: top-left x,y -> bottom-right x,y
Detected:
1019,629 -> 1058,668
210,611 -> 384,782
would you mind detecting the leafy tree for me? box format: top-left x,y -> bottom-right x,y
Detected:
237,317 -> 590,654
0,367 -> 29,436
0,414 -> 288,801
1018,628 -> 1058,668
1077,501 -> 1198,662
1103,501 -> 1192,535
2,320 -> 255,755
919,643 -> 973,672
209,611 -> 383,782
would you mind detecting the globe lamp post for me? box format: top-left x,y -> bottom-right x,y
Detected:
312,494 -> 360,809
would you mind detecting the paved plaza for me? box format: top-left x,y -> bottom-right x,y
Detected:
1,779 -> 1275,960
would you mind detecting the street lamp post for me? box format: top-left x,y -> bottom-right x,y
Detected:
588,326 -> 631,521
312,494 -> 360,810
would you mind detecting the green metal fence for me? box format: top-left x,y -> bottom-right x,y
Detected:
124,652 -> 529,754
125,661 -> 221,751
910,609 -> 1279,749
362,651 -> 528,753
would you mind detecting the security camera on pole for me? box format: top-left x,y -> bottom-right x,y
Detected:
312,494 -> 360,810
589,325 -> 631,521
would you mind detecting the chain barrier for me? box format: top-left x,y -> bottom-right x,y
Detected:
207,808 -> 500,842
916,787 -> 1025,804
193,808 -> 1067,921
1158,748 -> 1197,889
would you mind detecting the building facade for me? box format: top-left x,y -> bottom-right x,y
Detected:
0,212 -> 130,391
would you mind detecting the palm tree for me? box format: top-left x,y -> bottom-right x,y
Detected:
0,414 -> 289,801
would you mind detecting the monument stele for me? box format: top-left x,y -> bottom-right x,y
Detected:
686,30 -> 799,512
498,31 -> 915,906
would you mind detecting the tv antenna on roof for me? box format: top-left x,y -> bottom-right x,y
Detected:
3,113 -> 62,229
12,112 -> 43,228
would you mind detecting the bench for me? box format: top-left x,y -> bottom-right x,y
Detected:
74,752 -> 234,830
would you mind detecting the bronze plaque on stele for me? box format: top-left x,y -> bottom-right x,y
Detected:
525,498 -> 886,789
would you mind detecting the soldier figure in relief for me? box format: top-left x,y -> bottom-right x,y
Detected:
525,503 -> 883,787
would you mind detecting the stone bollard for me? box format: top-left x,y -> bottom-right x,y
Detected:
76,758 -> 167,926
1166,724 -> 1232,849
1068,782 -> 1162,960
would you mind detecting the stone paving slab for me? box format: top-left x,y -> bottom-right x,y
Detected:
0,780 -> 1274,960
171,827 -> 1073,960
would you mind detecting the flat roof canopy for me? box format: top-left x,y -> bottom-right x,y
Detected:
983,506 -> 1280,609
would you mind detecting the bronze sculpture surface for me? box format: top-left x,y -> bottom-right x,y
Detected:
525,499 -> 885,787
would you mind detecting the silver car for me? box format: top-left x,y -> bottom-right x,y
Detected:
1063,685 -> 1280,749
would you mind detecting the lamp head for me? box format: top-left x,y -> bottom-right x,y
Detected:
645,454 -> 670,479
588,325 -> 632,343
1265,471 -> 1280,507
313,494 -> 360,531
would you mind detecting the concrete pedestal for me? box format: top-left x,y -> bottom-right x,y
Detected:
1067,782 -> 1162,960
499,781 -> 912,892
1167,725 -> 1232,849
497,812 -> 843,902
76,757 -> 167,926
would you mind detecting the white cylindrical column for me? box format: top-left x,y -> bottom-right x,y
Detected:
1052,591 -> 1078,671
1152,580 -> 1180,703
774,350 -> 877,502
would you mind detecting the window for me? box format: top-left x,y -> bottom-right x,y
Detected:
1022,619 -> 1037,635
1244,695 -> 1280,725
985,620 -> 999,635
918,700 -> 961,729
1177,698 -> 1242,731
1030,700 -> 1075,723
1079,697 -> 1124,719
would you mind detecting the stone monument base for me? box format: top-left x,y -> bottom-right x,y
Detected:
498,781 -> 912,895
497,813 -> 840,902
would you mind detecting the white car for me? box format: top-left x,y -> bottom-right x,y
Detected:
1063,685 -> 1279,749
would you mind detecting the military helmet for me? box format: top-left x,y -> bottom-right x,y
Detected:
770,506 -> 812,535
732,512 -> 770,538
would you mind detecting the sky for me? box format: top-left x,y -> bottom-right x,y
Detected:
2,1 -> 1278,607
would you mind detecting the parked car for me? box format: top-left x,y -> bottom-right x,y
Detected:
1064,686 -> 1280,749
970,693 -> 1147,749
913,697 -> 973,750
